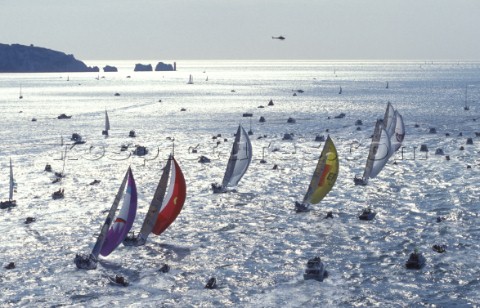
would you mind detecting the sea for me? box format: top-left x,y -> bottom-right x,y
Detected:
1,60 -> 479,307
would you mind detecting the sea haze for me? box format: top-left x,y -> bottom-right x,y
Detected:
1,60 -> 479,306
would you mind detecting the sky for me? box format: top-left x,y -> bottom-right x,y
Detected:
1,0 -> 480,61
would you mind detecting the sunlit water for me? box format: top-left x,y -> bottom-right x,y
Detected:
1,60 -> 480,307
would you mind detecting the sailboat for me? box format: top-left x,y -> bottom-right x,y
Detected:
187,74 -> 194,84
19,85 -> 23,99
354,119 -> 391,186
74,167 -> 137,270
212,125 -> 253,193
124,155 -> 186,246
1,159 -> 17,209
464,85 -> 470,111
295,136 -> 339,212
102,109 -> 110,136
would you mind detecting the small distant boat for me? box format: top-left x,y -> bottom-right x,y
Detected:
0,159 -> 17,209
295,136 -> 339,212
359,208 -> 376,220
405,249 -> 426,269
71,133 -> 86,145
74,167 -> 137,269
272,35 -> 285,40
133,145 -> 148,156
464,84 -> 470,111
52,188 -> 64,200
205,277 -> 217,289
108,275 -> 128,287
57,114 -> 72,119
338,86 -> 342,94
303,257 -> 328,281
187,74 -> 194,84
123,155 -> 186,246
19,85 -> 23,99
102,109 -> 110,136
212,125 -> 252,193
432,244 -> 447,253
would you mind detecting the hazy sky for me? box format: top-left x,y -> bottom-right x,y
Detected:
1,0 -> 479,60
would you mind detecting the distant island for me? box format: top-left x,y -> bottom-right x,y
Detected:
155,62 -> 176,71
103,65 -> 118,72
134,62 -> 176,72
0,43 -> 99,73
134,63 -> 153,71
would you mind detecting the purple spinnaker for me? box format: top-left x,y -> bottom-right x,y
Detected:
100,168 -> 137,256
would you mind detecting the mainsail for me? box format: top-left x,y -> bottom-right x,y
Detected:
303,136 -> 339,204
361,119 -> 391,183
1,159 -> 17,209
102,110 -> 110,136
390,110 -> 405,154
383,102 -> 396,137
123,155 -> 173,246
105,110 -> 110,131
213,125 -> 252,192
74,167 -> 134,269
152,156 -> 187,235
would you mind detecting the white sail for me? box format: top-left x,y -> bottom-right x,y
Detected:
221,125 -> 252,188
105,110 -> 110,131
389,110 -> 405,156
187,75 -> 193,84
383,102 -> 396,137
362,119 -> 391,181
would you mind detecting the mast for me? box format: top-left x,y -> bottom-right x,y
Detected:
9,159 -> 14,201
464,85 -> 469,110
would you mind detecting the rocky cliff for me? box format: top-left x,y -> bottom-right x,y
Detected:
134,63 -> 153,71
155,62 -> 174,71
0,43 -> 99,73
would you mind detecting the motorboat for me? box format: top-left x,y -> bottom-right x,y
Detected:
303,257 -> 328,281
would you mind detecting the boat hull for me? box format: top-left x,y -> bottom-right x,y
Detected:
359,211 -> 376,220
405,254 -> 426,269
295,202 -> 311,213
0,200 -> 16,209
304,257 -> 328,281
74,253 -> 97,270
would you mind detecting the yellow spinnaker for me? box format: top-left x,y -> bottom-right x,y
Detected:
304,136 -> 339,204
